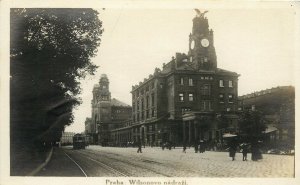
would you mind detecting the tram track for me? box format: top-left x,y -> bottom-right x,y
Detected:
64,151 -> 88,177
65,149 -> 129,177
76,148 -> 173,177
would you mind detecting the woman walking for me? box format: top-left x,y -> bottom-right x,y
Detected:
229,141 -> 237,161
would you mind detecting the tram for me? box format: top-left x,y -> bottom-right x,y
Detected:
73,134 -> 86,149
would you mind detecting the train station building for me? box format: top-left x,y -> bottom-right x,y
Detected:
108,12 -> 240,146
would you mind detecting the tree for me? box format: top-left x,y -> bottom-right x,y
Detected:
10,8 -> 103,150
238,109 -> 266,140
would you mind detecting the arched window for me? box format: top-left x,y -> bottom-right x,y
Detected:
201,84 -> 210,96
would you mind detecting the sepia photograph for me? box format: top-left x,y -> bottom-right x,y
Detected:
1,0 -> 299,185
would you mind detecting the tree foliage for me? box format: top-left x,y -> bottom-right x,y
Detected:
10,8 -> 103,148
238,109 -> 266,137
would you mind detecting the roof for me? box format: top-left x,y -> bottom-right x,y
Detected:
111,98 -> 131,107
216,68 -> 239,76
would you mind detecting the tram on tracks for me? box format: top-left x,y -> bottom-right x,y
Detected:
73,133 -> 89,149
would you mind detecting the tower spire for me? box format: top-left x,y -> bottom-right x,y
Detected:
188,9 -> 217,70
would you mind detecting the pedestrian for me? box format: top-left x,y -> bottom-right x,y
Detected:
137,140 -> 142,153
168,141 -> 172,150
241,143 -> 248,161
199,140 -> 205,153
162,142 -> 165,150
229,141 -> 237,161
251,140 -> 263,161
194,141 -> 199,153
183,142 -> 187,153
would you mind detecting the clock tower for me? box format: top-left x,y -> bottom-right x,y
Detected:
188,11 -> 217,70
98,74 -> 111,101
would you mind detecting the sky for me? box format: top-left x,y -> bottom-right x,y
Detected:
66,7 -> 296,133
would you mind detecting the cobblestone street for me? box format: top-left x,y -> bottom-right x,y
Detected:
39,146 -> 294,177
87,146 -> 294,177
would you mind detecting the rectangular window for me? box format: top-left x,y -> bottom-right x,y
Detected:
229,80 -> 233,87
180,77 -> 184,85
141,99 -> 144,111
146,110 -> 149,119
179,93 -> 184,102
201,100 -> 211,111
188,78 -> 193,86
219,80 -> 224,87
219,94 -> 224,103
188,93 -> 194,101
146,96 -> 150,108
201,84 -> 210,96
151,93 -> 155,106
137,100 -> 140,110
228,94 -> 234,103
151,109 -> 155,117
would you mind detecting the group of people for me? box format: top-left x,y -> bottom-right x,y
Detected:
194,140 -> 207,153
136,139 -> 263,162
228,140 -> 263,161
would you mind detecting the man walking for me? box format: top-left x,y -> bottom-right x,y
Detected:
137,140 -> 142,153
241,143 -> 248,161
183,142 -> 187,153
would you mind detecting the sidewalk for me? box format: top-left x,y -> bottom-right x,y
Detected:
10,146 -> 52,176
36,147 -> 85,177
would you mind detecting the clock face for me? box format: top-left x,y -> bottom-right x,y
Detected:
201,38 -> 209,47
191,40 -> 195,49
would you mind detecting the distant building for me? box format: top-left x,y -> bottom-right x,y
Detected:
239,86 -> 295,149
85,118 -> 92,134
60,132 -> 76,145
109,11 -> 240,146
87,74 -> 132,145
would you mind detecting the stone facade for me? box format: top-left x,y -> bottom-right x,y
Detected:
238,86 -> 295,150
60,132 -> 75,145
109,12 -> 240,147
87,74 -> 132,145
84,118 -> 92,134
